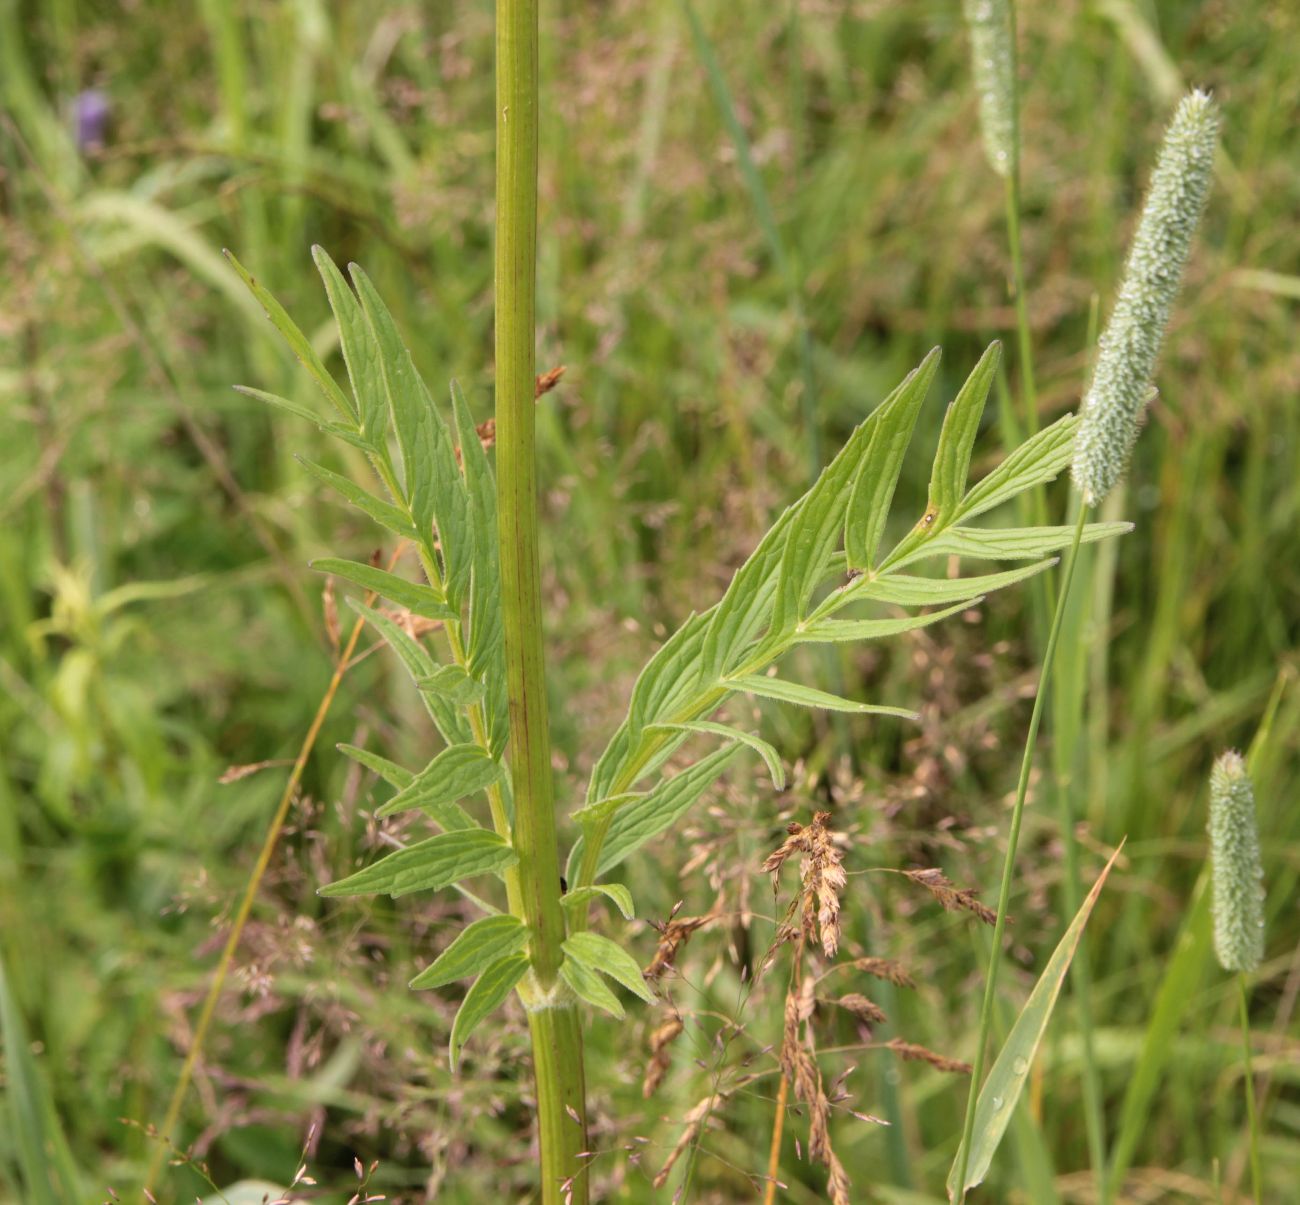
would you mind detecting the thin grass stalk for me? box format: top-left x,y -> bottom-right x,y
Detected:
495,2 -> 589,1199
952,502 -> 1088,1202
1237,974 -> 1262,1203
144,581 -> 378,1194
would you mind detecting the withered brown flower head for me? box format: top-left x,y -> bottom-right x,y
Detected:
761,811 -> 847,959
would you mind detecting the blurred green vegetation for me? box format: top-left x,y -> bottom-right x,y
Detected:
1,1 -> 1297,1201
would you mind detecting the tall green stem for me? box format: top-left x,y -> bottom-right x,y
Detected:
495,2 -> 588,1200
1238,974 -> 1262,1203
953,503 -> 1088,1202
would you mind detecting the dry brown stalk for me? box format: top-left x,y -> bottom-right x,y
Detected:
144,548 -> 404,1193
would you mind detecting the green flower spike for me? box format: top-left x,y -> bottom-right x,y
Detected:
1208,750 -> 1265,974
1071,90 -> 1219,504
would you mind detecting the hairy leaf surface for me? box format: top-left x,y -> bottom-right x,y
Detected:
844,348 -> 941,570
375,743 -> 501,822
410,915 -> 530,990
731,675 -> 918,719
312,558 -> 454,621
562,932 -> 655,1003
320,829 -> 516,899
648,720 -> 785,789
450,953 -> 529,1070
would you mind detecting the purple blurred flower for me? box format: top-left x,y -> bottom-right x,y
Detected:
73,89 -> 111,151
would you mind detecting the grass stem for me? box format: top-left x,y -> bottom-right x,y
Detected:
952,502 -> 1088,1202
1238,973 -> 1262,1203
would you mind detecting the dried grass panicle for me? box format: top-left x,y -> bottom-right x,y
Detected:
835,994 -> 887,1025
850,957 -> 915,989
641,1016 -> 684,1099
774,955 -> 853,1202
761,811 -> 847,959
644,910 -> 713,983
652,1091 -> 728,1189
886,1037 -> 972,1076
903,867 -> 997,925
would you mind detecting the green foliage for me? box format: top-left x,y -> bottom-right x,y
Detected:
577,342 -> 1123,892
948,848 -> 1122,1199
373,745 -> 499,822
410,916 -> 531,990
560,932 -> 655,1003
4,7 -> 1292,1198
319,830 -> 517,899
449,954 -> 530,1071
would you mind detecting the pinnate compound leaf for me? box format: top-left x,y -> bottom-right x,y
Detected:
731,675 -> 919,719
320,829 -> 516,899
312,558 -> 455,621
895,521 -> 1132,567
295,457 -> 416,540
417,665 -> 487,706
234,385 -> 333,430
452,381 -> 509,755
927,341 -> 1001,524
561,882 -> 636,920
798,598 -> 977,644
845,348 -> 942,570
572,745 -> 741,878
350,265 -> 472,605
562,932 -> 655,1003
954,413 -> 1079,523
773,350 -> 942,634
376,744 -> 501,822
348,599 -> 471,745
312,246 -> 387,446
450,953 -> 529,1071
560,954 -> 624,1018
699,514 -> 793,686
410,915 -> 529,990
648,720 -> 785,790
336,743 -> 414,790
626,610 -> 708,746
226,249 -> 357,423
836,561 -> 1056,609
947,845 -> 1123,1199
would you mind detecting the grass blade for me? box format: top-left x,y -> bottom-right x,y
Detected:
947,844 -> 1123,1199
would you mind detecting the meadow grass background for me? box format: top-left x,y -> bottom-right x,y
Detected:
1,1 -> 1298,1200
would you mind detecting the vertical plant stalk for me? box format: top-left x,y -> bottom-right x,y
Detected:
494,2 -> 589,1200
952,503 -> 1088,1202
1238,975 -> 1263,1204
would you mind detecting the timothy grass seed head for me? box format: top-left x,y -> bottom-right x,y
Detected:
1208,750 -> 1265,974
1071,90 -> 1219,504
962,0 -> 1016,177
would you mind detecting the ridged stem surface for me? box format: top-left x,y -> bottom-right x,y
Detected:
496,2 -> 588,1199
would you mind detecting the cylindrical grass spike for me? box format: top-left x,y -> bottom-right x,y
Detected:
962,0 -> 1015,178
1071,90 -> 1219,504
1208,751 -> 1265,974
